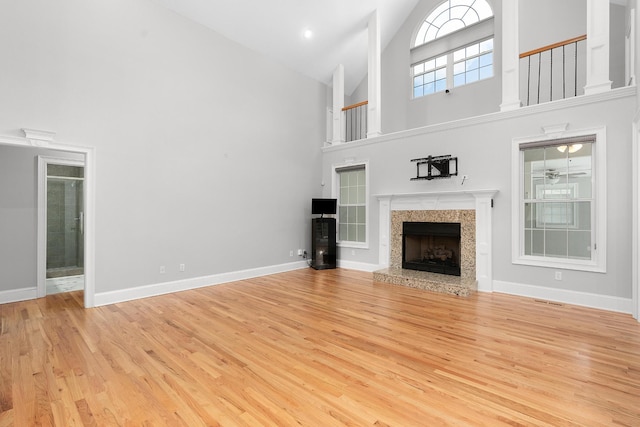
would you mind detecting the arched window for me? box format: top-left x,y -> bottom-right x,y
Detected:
414,0 -> 493,47
411,0 -> 494,98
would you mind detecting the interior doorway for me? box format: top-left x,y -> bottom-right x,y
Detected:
0,130 -> 95,307
37,156 -> 87,298
45,162 -> 85,294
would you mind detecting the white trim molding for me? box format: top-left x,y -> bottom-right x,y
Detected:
511,126 -> 607,273
94,261 -> 308,307
0,287 -> 38,305
332,159 -> 370,249
37,156 -> 86,299
323,86 -> 635,155
0,131 -> 96,308
584,0 -> 613,95
633,117 -> 640,320
493,280 -> 633,314
375,189 -> 498,291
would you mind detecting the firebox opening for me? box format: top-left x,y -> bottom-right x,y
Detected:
402,222 -> 461,276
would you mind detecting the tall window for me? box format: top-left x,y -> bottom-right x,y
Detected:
411,0 -> 494,98
335,164 -> 367,246
513,130 -> 606,272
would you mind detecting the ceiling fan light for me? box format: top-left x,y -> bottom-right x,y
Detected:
557,145 -> 567,153
568,143 -> 582,153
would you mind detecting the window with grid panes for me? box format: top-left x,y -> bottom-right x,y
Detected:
413,55 -> 448,97
411,0 -> 494,99
521,140 -> 593,260
453,38 -> 494,87
337,166 -> 366,244
513,130 -> 606,273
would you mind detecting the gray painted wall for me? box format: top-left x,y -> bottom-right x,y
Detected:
0,146 -> 82,291
322,94 -> 635,299
360,0 -> 626,132
321,0 -> 636,301
519,0 -> 586,53
0,0 -> 326,294
381,0 -> 503,133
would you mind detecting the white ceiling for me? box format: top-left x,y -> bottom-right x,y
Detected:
161,0 -> 421,95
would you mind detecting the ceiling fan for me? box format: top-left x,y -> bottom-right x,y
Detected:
533,168 -> 588,184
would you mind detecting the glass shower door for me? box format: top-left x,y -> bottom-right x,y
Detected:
46,165 -> 84,282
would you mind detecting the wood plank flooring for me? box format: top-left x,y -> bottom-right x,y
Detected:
1,268 -> 639,426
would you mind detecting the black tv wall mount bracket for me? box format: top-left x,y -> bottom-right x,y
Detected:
410,155 -> 458,181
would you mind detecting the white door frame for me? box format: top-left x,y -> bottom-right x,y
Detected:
633,118 -> 640,321
37,156 -> 86,298
0,130 -> 96,308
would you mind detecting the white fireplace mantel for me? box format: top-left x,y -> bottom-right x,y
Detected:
376,189 -> 498,292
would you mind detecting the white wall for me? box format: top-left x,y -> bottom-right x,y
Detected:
0,0 -> 326,296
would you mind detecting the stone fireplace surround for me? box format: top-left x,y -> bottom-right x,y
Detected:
373,190 -> 497,296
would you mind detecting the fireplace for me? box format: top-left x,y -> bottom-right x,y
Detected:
402,222 -> 461,276
375,190 -> 497,294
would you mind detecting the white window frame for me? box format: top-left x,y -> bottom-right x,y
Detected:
511,127 -> 607,272
534,183 -> 579,229
332,160 -> 369,249
411,18 -> 494,99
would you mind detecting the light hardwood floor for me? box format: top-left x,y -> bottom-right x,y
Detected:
1,268 -> 639,426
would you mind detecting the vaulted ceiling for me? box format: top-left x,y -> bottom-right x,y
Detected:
161,0 -> 421,95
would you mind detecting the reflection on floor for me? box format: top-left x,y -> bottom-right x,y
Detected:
46,275 -> 84,295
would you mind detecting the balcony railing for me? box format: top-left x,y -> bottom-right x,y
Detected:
343,100 -> 368,142
520,35 -> 587,106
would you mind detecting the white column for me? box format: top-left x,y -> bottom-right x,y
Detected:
474,194 -> 494,292
625,8 -> 636,87
500,0 -> 521,111
367,10 -> 382,138
377,196 -> 391,267
332,64 -> 345,145
584,0 -> 612,95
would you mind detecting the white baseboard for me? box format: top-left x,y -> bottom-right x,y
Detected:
0,287 -> 37,304
337,260 -> 381,272
4,267 -> 632,317
94,261 -> 308,307
492,280 -> 633,314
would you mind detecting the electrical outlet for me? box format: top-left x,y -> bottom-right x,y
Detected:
290,250 -> 294,257
179,263 -> 185,272
555,271 -> 562,280
297,249 -> 303,256
160,266 -> 166,274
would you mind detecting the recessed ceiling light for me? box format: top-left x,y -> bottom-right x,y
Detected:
303,29 -> 313,39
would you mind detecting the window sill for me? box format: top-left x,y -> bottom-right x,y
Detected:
338,241 -> 369,250
512,255 -> 605,273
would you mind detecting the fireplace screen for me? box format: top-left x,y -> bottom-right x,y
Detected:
402,222 -> 461,276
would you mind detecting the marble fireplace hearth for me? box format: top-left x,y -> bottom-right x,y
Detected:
373,190 -> 497,297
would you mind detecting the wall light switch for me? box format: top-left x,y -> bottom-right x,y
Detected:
555,271 -> 562,280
